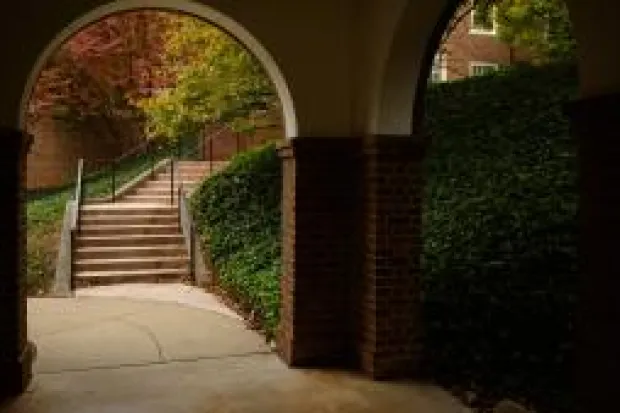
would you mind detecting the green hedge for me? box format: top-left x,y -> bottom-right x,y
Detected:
191,62 -> 578,412
422,62 -> 578,412
191,144 -> 282,336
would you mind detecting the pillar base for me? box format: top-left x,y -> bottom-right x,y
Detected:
0,341 -> 35,400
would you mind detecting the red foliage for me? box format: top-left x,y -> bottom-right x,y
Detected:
27,10 -> 175,122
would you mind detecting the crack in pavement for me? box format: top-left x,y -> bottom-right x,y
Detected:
118,318 -> 168,363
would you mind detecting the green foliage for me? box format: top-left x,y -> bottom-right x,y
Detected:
191,144 -> 282,336
188,62 -> 578,412
422,62 -> 578,412
26,190 -> 71,295
494,0 -> 576,62
138,16 -> 277,139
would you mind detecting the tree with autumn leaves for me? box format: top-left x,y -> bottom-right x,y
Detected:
27,11 -> 175,143
136,15 -> 277,140
28,11 -> 277,146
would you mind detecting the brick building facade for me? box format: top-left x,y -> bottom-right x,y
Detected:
431,4 -> 530,82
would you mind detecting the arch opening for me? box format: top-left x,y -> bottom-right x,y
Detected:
377,0 -> 596,410
19,0 -> 298,139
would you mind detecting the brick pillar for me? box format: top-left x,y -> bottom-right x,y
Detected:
0,127 -> 34,400
358,135 -> 426,379
565,93 -> 620,413
277,137 -> 362,367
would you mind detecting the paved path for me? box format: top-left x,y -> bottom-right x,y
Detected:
3,285 -> 469,413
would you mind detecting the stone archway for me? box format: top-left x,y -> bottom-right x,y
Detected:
3,0 -> 619,406
1,0 -> 304,399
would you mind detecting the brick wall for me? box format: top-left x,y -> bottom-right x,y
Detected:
441,7 -> 531,80
276,136 -> 427,379
25,115 -> 143,190
203,123 -> 284,161
277,137 -> 361,367
358,135 -> 426,378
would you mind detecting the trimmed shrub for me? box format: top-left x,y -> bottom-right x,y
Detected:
422,62 -> 579,412
191,143 -> 282,336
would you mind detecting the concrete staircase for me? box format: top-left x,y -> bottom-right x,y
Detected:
73,160 -> 227,288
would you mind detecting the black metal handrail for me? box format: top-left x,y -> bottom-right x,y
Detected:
81,137 -> 169,203
203,125 -> 229,173
109,139 -> 158,203
170,157 -> 175,205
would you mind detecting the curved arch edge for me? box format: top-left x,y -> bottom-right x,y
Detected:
18,0 -> 299,139
374,0 -> 459,136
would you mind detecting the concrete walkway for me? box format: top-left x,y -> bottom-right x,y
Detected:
3,285 -> 469,413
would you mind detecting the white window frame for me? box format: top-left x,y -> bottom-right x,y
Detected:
430,52 -> 448,83
470,5 -> 498,36
469,61 -> 499,77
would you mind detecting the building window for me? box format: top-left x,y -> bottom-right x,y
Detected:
469,61 -> 499,77
470,5 -> 497,35
429,53 -> 448,83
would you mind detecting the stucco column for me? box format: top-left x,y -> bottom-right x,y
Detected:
276,138 -> 362,367
358,135 -> 426,379
0,127 -> 34,400
566,93 -> 620,413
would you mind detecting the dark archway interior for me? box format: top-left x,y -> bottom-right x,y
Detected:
0,1 -> 619,412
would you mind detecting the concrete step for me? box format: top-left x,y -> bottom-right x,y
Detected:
75,234 -> 185,248
74,256 -> 189,272
152,173 -> 209,183
176,161 -> 213,165
79,224 -> 180,236
158,163 -> 209,172
130,187 -> 195,197
162,162 -> 210,168
139,181 -> 197,189
119,195 -> 178,204
166,166 -> 211,172
75,245 -> 188,260
131,188 -> 184,197
73,268 -> 189,287
81,204 -> 177,217
81,215 -> 179,226
175,161 -> 228,169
